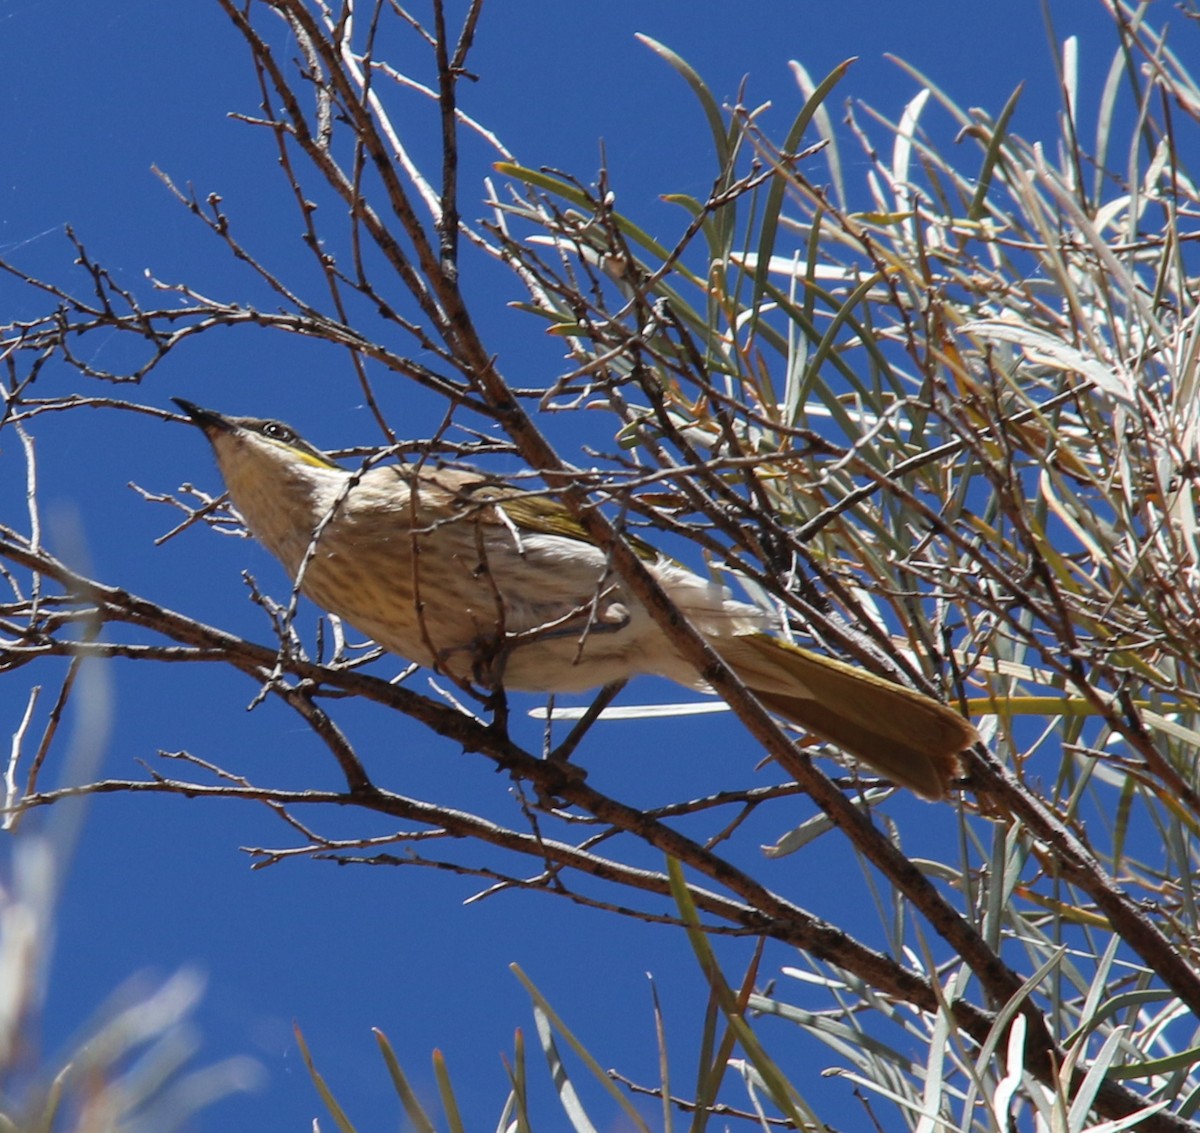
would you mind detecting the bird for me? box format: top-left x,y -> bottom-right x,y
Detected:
173,398 -> 978,799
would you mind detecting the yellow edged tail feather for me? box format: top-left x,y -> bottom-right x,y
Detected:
717,634 -> 977,800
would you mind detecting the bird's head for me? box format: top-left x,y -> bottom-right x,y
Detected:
173,398 -> 338,474
173,398 -> 349,561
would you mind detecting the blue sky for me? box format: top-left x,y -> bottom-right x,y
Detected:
1,1 -> 1130,1129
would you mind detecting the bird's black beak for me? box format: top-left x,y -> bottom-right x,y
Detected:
173,398 -> 234,434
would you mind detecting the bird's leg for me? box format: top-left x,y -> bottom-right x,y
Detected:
482,682 -> 511,738
535,605 -> 631,641
503,591 -> 631,649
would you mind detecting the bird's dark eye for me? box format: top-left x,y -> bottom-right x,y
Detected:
261,421 -> 295,443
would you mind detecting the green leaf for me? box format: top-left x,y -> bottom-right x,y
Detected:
512,964 -> 653,1133
751,59 -> 856,321
433,1049 -> 466,1133
296,1025 -> 360,1133
372,1028 -> 438,1133
665,859 -> 820,1128
636,35 -> 731,172
969,81 -> 1023,220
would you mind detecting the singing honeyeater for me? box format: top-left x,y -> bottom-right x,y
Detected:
174,399 -> 978,799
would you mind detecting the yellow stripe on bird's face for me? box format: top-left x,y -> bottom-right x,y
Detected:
235,417 -> 341,470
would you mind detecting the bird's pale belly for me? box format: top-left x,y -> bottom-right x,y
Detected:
295,522 -> 670,691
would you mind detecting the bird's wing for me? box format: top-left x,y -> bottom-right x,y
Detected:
399,465 -> 659,559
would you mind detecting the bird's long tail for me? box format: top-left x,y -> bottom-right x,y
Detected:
715,633 -> 977,800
